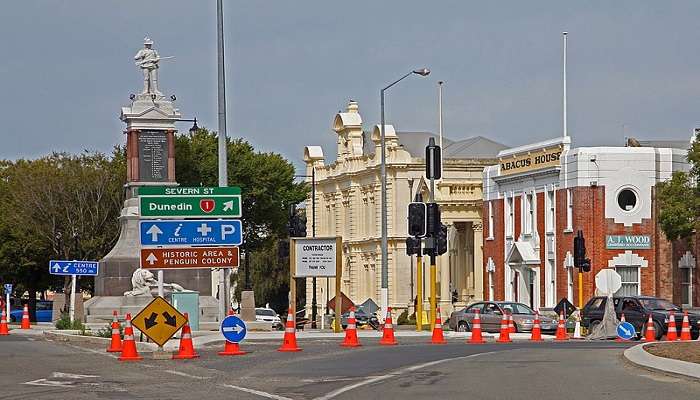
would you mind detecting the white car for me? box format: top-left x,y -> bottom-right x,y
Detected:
255,307 -> 283,330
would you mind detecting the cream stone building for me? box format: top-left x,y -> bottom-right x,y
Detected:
302,101 -> 506,319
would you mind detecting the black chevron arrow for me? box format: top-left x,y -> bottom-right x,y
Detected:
162,311 -> 177,327
144,312 -> 158,329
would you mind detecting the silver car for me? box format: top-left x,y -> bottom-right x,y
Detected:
448,302 -> 557,333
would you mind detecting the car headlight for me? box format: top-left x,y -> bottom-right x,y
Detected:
521,319 -> 533,324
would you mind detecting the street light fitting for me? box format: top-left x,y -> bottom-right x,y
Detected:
412,68 -> 431,76
188,118 -> 199,134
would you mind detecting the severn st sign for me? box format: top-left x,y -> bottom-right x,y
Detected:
139,186 -> 242,218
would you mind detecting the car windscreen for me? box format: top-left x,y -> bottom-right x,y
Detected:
256,309 -> 275,316
639,298 -> 680,311
499,303 -> 534,314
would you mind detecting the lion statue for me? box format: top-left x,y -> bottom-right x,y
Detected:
123,268 -> 186,297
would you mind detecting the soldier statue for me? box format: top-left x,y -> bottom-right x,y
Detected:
134,37 -> 170,95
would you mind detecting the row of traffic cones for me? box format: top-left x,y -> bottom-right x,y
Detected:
642,311 -> 694,342
0,305 -> 32,335
114,311 -> 204,361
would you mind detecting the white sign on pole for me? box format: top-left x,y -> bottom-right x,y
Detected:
294,238 -> 337,277
595,269 -> 622,296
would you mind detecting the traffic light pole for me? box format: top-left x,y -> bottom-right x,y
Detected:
311,168 -> 317,330
578,271 -> 583,309
416,246 -> 423,332
429,176 -> 437,332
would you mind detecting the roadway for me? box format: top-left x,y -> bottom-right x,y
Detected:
1,334 -> 698,400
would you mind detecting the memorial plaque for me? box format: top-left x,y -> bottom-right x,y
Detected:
138,130 -> 169,182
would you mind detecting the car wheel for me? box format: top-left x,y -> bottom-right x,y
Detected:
654,321 -> 664,341
457,321 -> 470,332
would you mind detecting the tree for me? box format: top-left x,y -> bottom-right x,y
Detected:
0,149 -> 125,317
175,129 -> 308,307
657,133 -> 700,241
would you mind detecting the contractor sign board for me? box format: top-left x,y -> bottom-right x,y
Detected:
140,247 -> 239,270
139,186 -> 242,218
293,237 -> 341,277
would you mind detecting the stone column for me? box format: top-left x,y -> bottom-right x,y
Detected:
439,224 -> 452,314
473,222 -> 484,301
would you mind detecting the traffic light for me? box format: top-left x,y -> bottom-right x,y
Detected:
426,203 -> 440,237
436,223 -> 448,255
408,202 -> 427,237
406,237 -> 421,256
288,210 -> 307,237
574,230 -> 591,272
425,137 -> 442,180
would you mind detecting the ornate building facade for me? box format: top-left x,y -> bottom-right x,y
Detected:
302,101 -> 506,318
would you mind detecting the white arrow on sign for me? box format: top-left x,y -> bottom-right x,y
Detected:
223,200 -> 234,211
223,325 -> 244,334
145,253 -> 158,265
619,325 -> 631,336
52,264 -> 62,273
146,225 -> 163,242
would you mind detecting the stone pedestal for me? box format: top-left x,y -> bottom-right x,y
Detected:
240,290 -> 256,321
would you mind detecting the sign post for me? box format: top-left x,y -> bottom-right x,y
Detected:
49,260 -> 99,323
291,237 -> 342,332
3,284 -> 11,321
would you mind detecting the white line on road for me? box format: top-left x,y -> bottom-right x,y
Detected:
165,370 -> 210,380
314,351 -> 501,400
221,384 -> 295,400
23,379 -> 75,387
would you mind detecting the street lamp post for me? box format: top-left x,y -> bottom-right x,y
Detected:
380,68 -> 430,320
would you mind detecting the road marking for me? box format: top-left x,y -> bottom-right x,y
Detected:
221,384 -> 295,400
314,351 -> 501,400
52,372 -> 99,379
165,370 -> 210,380
23,379 -> 75,387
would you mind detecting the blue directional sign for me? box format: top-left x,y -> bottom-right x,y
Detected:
616,321 -> 636,340
3,284 -> 12,294
139,219 -> 243,247
221,315 -> 247,343
49,260 -> 99,276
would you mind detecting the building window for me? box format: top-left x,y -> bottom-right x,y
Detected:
567,267 -> 574,302
524,193 -> 534,234
681,267 -> 692,307
546,190 -> 555,232
489,271 -> 495,301
506,195 -> 514,237
566,189 -> 573,231
487,202 -> 494,239
617,188 -> 638,212
614,267 -> 640,296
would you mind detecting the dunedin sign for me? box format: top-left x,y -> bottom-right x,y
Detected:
499,145 -> 563,176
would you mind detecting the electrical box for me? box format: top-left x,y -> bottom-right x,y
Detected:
171,291 -> 200,331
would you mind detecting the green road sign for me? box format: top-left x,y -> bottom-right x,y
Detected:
139,186 -> 242,218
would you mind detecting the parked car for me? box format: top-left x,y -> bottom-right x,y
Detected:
255,307 -> 283,330
581,296 -> 700,340
340,307 -> 379,330
10,300 -> 53,322
448,301 -> 557,333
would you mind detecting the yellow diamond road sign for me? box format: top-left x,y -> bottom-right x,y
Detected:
132,296 -> 187,347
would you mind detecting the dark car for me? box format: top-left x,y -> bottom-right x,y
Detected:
581,296 -> 700,340
448,301 -> 557,333
340,307 -> 379,330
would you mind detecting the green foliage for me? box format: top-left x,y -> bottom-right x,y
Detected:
657,132 -> 700,241
397,309 -> 410,325
55,313 -> 85,330
95,323 -> 122,338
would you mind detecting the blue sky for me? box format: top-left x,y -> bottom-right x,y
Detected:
1,1 -> 699,172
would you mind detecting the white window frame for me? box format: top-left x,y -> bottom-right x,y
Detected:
567,267 -> 574,303
524,192 -> 534,235
487,201 -> 494,240
489,271 -> 495,301
680,267 -> 693,308
565,189 -> 573,232
546,189 -> 555,233
505,194 -> 514,238
613,266 -> 641,296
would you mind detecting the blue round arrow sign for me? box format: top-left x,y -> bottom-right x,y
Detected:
616,321 -> 636,340
221,315 -> 247,343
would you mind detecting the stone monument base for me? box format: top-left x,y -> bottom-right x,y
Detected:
84,295 -> 219,324
240,290 -> 256,321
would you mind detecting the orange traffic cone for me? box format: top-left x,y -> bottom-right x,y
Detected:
665,311 -> 678,341
530,311 -> 544,342
20,304 -> 30,329
118,313 -> 142,361
496,312 -> 512,343
219,310 -> 246,356
173,313 -> 199,359
642,314 -> 656,342
430,307 -> 447,344
278,308 -> 302,352
679,311 -> 692,341
554,312 -> 568,341
106,311 -> 122,353
508,312 -> 515,334
379,307 -> 398,345
341,307 -> 361,347
0,309 -> 9,335
468,309 -> 486,344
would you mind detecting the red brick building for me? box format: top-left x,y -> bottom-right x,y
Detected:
482,136 -> 697,309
